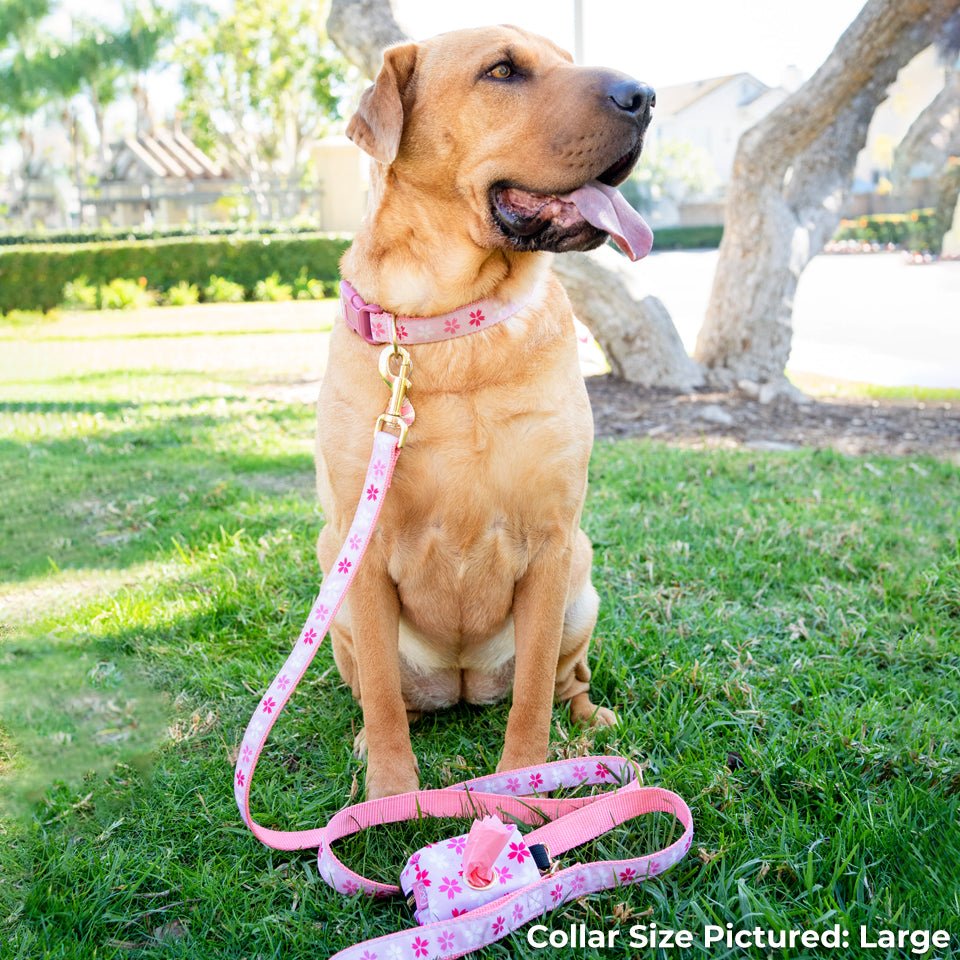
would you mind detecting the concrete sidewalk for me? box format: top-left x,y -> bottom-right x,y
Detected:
638,250 -> 960,389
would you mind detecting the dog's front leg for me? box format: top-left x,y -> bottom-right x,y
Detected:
350,555 -> 419,799
497,537 -> 572,773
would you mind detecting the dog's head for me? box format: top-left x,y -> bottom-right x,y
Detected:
347,25 -> 654,256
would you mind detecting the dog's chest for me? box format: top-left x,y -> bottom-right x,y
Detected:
385,398 -> 587,642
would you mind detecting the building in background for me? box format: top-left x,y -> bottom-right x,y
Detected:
644,47 -> 947,226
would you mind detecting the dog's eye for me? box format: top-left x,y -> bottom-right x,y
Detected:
487,62 -> 514,80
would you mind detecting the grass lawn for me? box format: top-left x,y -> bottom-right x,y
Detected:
1,304 -> 959,959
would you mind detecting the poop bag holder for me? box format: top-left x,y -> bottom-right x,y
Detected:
401,817 -> 540,924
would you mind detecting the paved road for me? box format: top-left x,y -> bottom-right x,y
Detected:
638,251 -> 960,388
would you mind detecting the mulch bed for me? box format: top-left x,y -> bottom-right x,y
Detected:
586,376 -> 960,460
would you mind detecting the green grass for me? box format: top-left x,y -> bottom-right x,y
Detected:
1,312 -> 959,959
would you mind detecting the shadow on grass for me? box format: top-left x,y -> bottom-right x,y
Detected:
0,395 -> 317,582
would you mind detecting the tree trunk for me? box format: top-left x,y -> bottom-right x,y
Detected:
695,0 -> 960,390
326,0 -> 701,390
327,0 -> 408,80
894,68 -> 959,253
552,247 -> 703,390
934,159 -> 960,252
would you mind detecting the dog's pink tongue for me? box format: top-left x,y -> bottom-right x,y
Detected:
560,180 -> 653,261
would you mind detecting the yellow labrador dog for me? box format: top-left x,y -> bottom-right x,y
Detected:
316,25 -> 654,799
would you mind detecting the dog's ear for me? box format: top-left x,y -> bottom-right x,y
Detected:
347,43 -> 419,165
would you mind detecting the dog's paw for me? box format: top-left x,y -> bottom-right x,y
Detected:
569,693 -> 619,728
352,727 -> 368,760
365,759 -> 420,800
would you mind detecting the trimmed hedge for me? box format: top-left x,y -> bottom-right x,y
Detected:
832,209 -> 939,251
0,232 -> 351,313
652,225 -> 723,250
0,222 -> 326,247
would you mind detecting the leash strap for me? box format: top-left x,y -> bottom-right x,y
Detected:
233,331 -> 695,959
233,427 -> 402,850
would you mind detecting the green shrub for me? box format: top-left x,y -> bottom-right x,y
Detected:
832,209 -> 938,251
99,278 -> 155,310
651,225 -> 724,250
204,275 -> 246,303
62,276 -> 99,310
253,272 -> 293,302
0,232 -> 351,313
164,281 -> 200,306
293,266 -> 327,300
0,222 -> 324,246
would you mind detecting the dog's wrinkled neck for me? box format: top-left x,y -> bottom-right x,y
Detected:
342,167 -> 550,317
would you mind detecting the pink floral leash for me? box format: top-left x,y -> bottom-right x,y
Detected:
233,298 -> 695,960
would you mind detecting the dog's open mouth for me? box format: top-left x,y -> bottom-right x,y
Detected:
490,144 -> 653,260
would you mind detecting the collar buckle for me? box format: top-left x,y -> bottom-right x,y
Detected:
341,280 -> 390,345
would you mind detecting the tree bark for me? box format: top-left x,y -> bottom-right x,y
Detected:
894,68 -> 959,253
552,247 -> 703,390
326,0 -> 701,390
695,0 -> 960,389
327,0 -> 408,80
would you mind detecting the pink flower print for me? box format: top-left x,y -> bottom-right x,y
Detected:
439,876 -> 462,899
372,459 -> 386,477
303,628 -> 317,645
451,907 -> 467,917
506,776 -> 520,793
648,859 -> 661,874
573,763 -> 587,781
315,604 -> 330,621
241,745 -> 253,763
261,696 -> 277,714
446,836 -> 466,854
410,853 -> 420,866
570,873 -> 586,893
276,675 -> 291,691
338,557 -> 352,574
372,321 -> 385,338
494,865 -> 512,884
492,916 -> 505,935
437,931 -> 455,951
469,309 -> 485,326
342,878 -> 359,895
595,762 -> 610,779
411,936 -> 429,957
397,324 -> 408,340
551,882 -> 564,903
512,902 -> 524,921
235,769 -> 245,787
366,484 -> 379,501
443,318 -> 460,334
507,842 -> 529,864
414,866 -> 431,887
529,771 -> 544,790
348,534 -> 361,551
619,867 -> 637,884
360,952 -> 378,960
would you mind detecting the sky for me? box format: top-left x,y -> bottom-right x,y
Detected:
392,0 -> 869,90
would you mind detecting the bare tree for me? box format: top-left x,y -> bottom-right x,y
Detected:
326,0 -> 703,391
695,0 -> 960,392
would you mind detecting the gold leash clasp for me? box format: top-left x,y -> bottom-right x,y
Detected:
375,316 -> 413,447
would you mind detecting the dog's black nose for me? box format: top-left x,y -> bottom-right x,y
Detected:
608,80 -> 656,115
